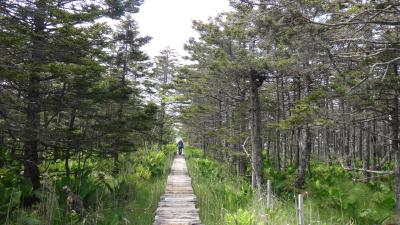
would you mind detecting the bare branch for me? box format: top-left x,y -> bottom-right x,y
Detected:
241,136 -> 251,158
339,158 -> 394,175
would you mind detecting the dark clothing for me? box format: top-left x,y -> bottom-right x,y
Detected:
177,140 -> 184,148
177,140 -> 184,155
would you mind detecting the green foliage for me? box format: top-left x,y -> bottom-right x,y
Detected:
185,147 -> 255,225
307,163 -> 395,224
1,146 -> 175,225
0,168 -> 36,221
186,146 -> 395,225
225,208 -> 255,225
133,150 -> 168,177
193,158 -> 221,178
263,160 -> 396,224
186,146 -> 203,158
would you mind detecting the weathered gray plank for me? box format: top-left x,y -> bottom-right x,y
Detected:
153,155 -> 202,225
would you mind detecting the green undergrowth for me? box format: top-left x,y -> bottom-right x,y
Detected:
0,145 -> 176,225
185,146 -> 396,225
264,160 -> 396,224
185,146 -> 255,225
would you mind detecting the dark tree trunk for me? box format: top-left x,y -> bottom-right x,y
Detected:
54,83 -> 67,161
294,73 -> 312,188
295,125 -> 312,188
54,112 -> 61,161
371,120 -> 377,175
66,109 -> 76,178
250,70 -> 264,191
345,125 -> 351,166
289,130 -> 294,165
295,128 -> 301,167
202,131 -> 207,156
113,103 -> 122,175
158,102 -> 166,150
363,122 -> 371,181
23,0 -> 47,190
281,78 -> 287,170
24,76 -> 41,190
275,131 -> 281,171
275,77 -> 281,171
326,127 -> 332,165
282,133 -> 287,170
295,76 -> 301,167
359,124 -> 363,162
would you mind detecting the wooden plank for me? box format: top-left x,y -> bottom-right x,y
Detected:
153,155 -> 203,225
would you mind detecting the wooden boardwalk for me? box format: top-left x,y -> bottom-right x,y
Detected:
153,155 -> 202,225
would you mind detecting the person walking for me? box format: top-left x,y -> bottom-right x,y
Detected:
177,139 -> 184,155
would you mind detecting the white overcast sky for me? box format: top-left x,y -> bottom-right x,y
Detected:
134,0 -> 231,59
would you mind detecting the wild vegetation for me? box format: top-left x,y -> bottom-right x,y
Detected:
177,0 -> 400,224
186,146 -> 395,224
0,145 -> 175,224
1,0 -> 399,225
0,0 -> 177,224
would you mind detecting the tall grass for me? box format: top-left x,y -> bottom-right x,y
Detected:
185,146 -> 395,225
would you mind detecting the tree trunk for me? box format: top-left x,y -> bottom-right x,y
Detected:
239,92 -> 247,176
294,73 -> 312,188
295,125 -> 312,188
282,133 -> 287,170
295,76 -> 301,167
289,130 -> 294,165
202,132 -> 207,156
326,127 -> 332,165
158,101 -> 166,150
66,109 -> 76,178
24,77 -> 41,190
275,77 -> 281,171
275,130 -> 281,171
250,70 -> 264,191
23,0 -> 46,190
345,125 -> 351,166
295,128 -> 301,167
363,122 -> 371,181
371,120 -> 377,179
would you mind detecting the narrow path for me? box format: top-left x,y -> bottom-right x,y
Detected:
153,155 -> 202,225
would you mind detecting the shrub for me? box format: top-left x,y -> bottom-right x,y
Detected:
225,209 -> 255,225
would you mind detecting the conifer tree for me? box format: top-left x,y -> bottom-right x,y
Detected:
0,0 -> 143,192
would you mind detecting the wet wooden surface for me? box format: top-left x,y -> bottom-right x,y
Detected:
153,155 -> 202,225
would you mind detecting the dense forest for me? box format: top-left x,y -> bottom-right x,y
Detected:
0,0 -> 177,224
1,0 -> 400,225
178,0 -> 400,224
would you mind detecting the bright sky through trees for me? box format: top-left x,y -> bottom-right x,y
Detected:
134,0 -> 231,59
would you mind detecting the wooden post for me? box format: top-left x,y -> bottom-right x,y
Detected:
267,180 -> 272,209
297,194 -> 304,225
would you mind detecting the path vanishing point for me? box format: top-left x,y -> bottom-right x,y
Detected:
153,155 -> 202,225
